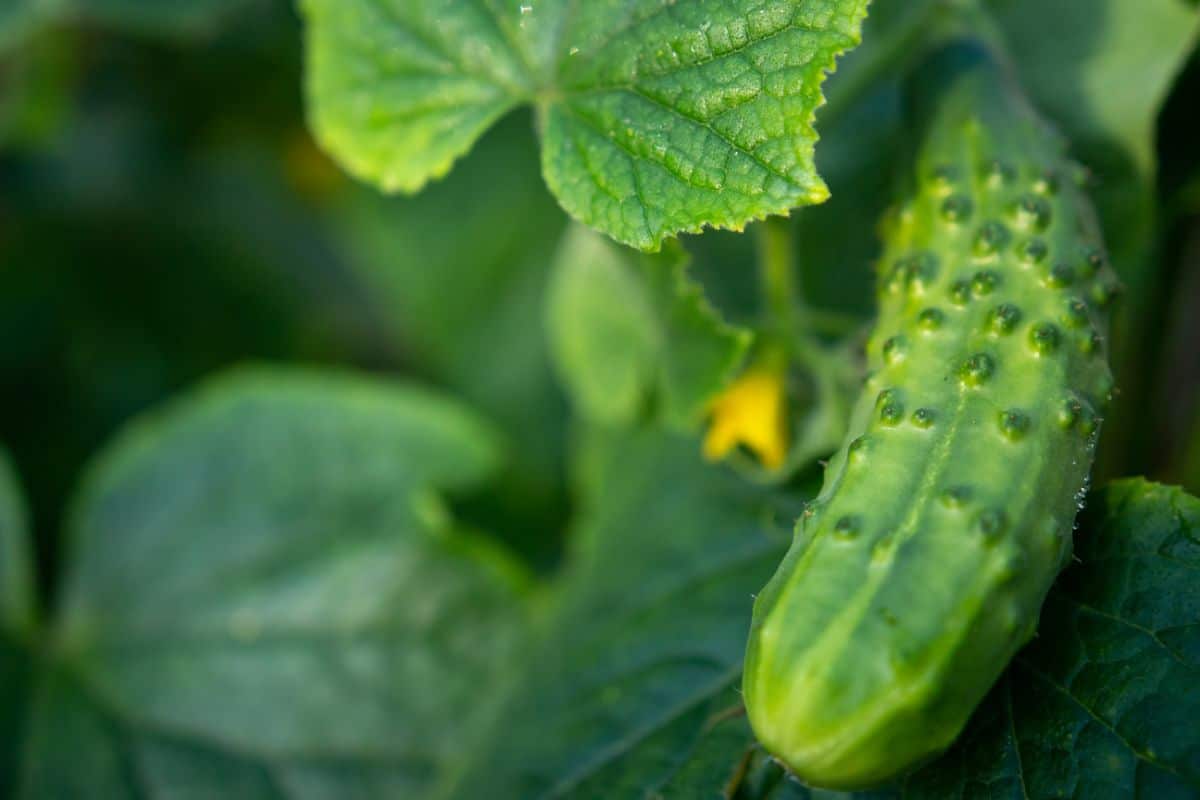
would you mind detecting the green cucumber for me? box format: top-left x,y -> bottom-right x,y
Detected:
743,41 -> 1117,789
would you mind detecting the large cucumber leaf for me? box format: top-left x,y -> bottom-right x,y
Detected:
440,427 -> 806,798
301,0 -> 870,250
13,368 -> 532,798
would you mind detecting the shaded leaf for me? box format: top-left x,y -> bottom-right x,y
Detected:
331,112 -> 571,565
448,471 -> 1200,799
995,479 -> 1200,797
301,0 -> 871,250
442,426 -> 806,798
17,367 -> 532,798
547,224 -> 750,427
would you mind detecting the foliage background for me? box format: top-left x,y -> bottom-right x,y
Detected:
3,0 -> 1198,597
0,0 -> 1198,797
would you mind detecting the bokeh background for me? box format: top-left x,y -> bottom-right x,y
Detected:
1,0 -> 1198,607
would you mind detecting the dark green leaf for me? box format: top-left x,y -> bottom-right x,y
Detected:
993,479 -> 1200,797
301,0 -> 871,250
546,224 -> 750,427
442,427 -> 805,798
17,368 -> 532,798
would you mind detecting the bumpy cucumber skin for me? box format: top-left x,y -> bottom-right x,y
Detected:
743,44 -> 1117,790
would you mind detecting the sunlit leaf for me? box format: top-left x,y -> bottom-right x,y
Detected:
301,0 -> 870,249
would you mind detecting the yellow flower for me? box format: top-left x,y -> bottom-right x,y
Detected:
703,367 -> 788,470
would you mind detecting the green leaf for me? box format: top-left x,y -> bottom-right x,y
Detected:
332,112 -> 571,564
546,224 -> 751,426
17,368 -> 532,798
441,426 -> 805,798
301,0 -> 871,250
988,479 -> 1200,796
546,224 -> 659,423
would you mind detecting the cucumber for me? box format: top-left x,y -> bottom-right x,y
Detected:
743,41 -> 1117,789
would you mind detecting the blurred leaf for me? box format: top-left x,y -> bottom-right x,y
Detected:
546,225 -> 659,424
16,368 -> 532,798
989,0 -> 1197,259
441,426 -> 805,798
0,6 -> 380,584
1,0 -> 257,47
330,112 -> 570,565
67,0 -> 253,36
445,466 -> 1200,798
301,0 -> 870,250
547,224 -> 750,427
0,0 -> 44,51
0,29 -> 77,149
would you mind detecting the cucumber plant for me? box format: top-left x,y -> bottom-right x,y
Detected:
0,2 -> 1198,799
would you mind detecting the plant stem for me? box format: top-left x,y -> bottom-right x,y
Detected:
756,216 -> 799,339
